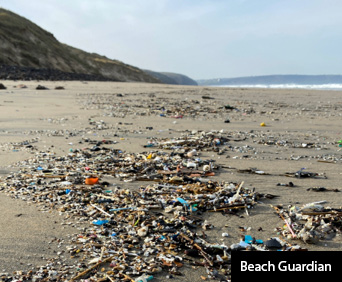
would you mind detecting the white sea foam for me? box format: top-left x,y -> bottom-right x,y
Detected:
215,84 -> 342,90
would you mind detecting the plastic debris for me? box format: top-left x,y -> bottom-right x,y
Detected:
92,219 -> 109,225
272,202 -> 342,244
0,87 -> 340,281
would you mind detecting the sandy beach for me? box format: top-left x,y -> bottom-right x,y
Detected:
0,80 -> 341,280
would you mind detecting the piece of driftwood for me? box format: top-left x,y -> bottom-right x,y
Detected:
69,256 -> 114,281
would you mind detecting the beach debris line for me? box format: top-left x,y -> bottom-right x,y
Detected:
143,130 -> 229,152
0,126 -> 338,281
0,172 -> 253,280
0,138 -> 282,281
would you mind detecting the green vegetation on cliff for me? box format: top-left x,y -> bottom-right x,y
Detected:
0,8 -> 159,82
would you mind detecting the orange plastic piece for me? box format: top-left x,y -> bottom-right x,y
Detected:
85,177 -> 99,185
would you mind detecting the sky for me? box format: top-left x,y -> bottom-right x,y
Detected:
0,0 -> 341,79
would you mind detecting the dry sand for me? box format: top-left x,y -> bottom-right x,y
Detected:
0,80 -> 341,278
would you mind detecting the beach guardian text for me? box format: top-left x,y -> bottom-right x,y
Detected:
241,260 -> 331,272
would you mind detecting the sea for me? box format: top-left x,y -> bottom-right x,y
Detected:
214,84 -> 342,91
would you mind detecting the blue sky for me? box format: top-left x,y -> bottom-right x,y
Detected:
1,0 -> 341,79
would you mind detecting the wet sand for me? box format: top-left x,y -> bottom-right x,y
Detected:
0,81 -> 341,278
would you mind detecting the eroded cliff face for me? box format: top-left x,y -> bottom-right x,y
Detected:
0,8 -> 159,82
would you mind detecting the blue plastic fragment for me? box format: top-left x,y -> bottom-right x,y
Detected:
177,197 -> 189,206
177,197 -> 197,211
92,220 -> 109,226
136,275 -> 154,282
244,235 -> 263,244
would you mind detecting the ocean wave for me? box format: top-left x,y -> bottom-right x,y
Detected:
215,84 -> 342,90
